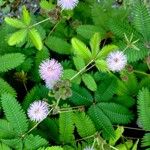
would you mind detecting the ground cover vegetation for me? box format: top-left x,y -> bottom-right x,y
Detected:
0,0 -> 150,149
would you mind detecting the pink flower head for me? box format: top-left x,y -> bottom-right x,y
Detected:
106,51 -> 127,72
39,59 -> 63,83
57,0 -> 79,10
27,101 -> 49,122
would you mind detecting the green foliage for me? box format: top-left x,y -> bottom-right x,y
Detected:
1,138 -> 23,150
8,29 -> 27,46
95,76 -> 117,102
77,25 -> 104,40
5,17 -> 26,28
0,53 -> 25,72
90,32 -> 101,58
45,36 -> 72,55
137,88 -> 150,130
0,78 -> 16,97
59,110 -> 75,144
29,28 -> 43,50
1,93 -> 29,136
24,134 -> 48,150
88,104 -> 115,139
132,1 -> 150,41
0,119 -> 15,139
142,133 -> 150,148
38,146 -> 63,150
73,56 -> 85,71
63,69 -> 81,84
82,73 -> 97,91
69,84 -> 93,106
99,102 -> 133,124
0,143 -> 11,150
71,38 -> 92,61
74,112 -> 96,139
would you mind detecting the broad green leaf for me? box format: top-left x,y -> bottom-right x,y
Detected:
95,59 -> 109,72
22,6 -> 31,25
90,33 -> 101,58
71,38 -> 92,61
116,140 -> 133,150
45,36 -> 71,54
77,25 -> 104,39
96,45 -> 118,59
29,28 -> 43,50
8,29 -> 27,46
73,56 -> 85,71
5,17 -> 26,28
40,0 -> 55,11
82,73 -> 97,91
109,126 -> 124,146
63,69 -> 81,84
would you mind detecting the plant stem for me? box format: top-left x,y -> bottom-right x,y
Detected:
29,17 -> 51,28
70,59 -> 94,81
47,20 -> 61,37
133,70 -> 150,77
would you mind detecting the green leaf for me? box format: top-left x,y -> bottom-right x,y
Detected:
88,104 -> 115,139
1,93 -> 28,136
24,134 -> 48,150
74,112 -> 96,139
90,33 -> 101,58
29,28 -> 43,50
8,29 -> 27,46
95,76 -> 117,102
77,25 -> 104,39
71,38 -> 92,61
109,126 -> 124,146
0,143 -> 11,150
63,69 -> 81,84
69,84 -> 93,106
99,103 -> 133,124
137,88 -> 150,130
22,6 -> 31,26
1,139 -> 23,150
132,139 -> 139,150
0,53 -> 25,73
59,109 -> 75,144
73,57 -> 85,71
116,140 -> 133,150
0,119 -> 15,139
133,1 -> 150,41
82,73 -> 97,91
5,17 -> 26,28
0,78 -> 16,97
45,36 -> 72,55
95,59 -> 109,72
142,133 -> 150,147
40,0 -> 55,11
96,45 -> 118,59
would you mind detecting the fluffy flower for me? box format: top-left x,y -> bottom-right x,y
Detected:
27,101 -> 49,122
39,59 -> 63,84
57,0 -> 79,10
83,147 -> 95,150
106,51 -> 127,72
